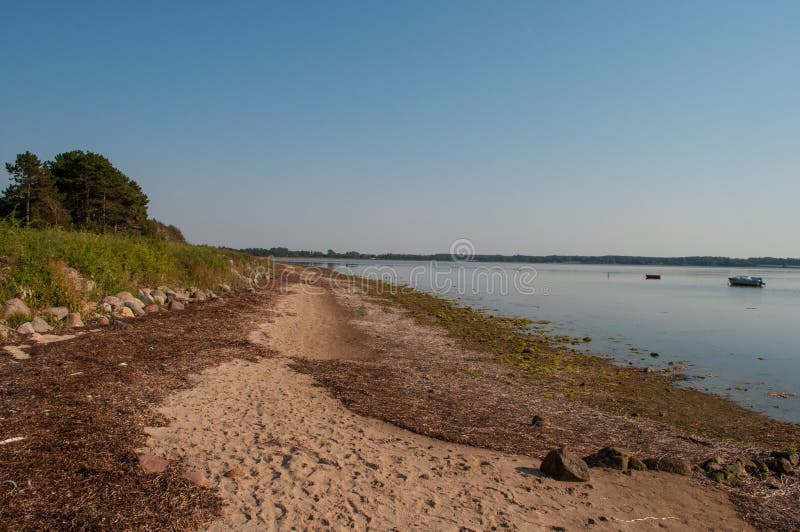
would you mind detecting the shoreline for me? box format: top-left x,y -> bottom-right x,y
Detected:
280,258 -> 800,425
1,264 -> 797,529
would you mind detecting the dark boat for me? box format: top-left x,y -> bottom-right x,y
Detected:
645,274 -> 661,280
728,276 -> 765,287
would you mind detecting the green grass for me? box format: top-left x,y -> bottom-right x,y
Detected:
0,222 -> 267,311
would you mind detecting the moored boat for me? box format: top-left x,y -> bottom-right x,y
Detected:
728,276 -> 765,287
645,274 -> 661,280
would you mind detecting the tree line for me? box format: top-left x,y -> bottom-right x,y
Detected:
244,248 -> 800,268
2,150 -> 185,242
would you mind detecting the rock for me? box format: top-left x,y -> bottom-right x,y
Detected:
144,304 -> 159,314
207,290 -> 218,300
0,324 -> 11,339
771,451 -> 800,467
124,301 -> 146,316
97,316 -> 110,326
103,296 -> 124,308
42,306 -> 69,320
173,291 -> 190,302
117,307 -> 135,318
643,457 -> 691,476
3,298 -> 31,319
116,291 -> 136,303
585,447 -> 630,470
219,283 -> 232,292
169,300 -> 184,311
706,459 -> 748,485
31,317 -> 53,333
765,457 -> 794,475
749,459 -> 770,475
151,290 -> 167,305
181,469 -> 206,486
192,290 -> 207,302
702,457 -> 725,473
650,352 -> 659,357
138,291 -> 155,305
531,415 -> 546,427
540,448 -> 591,482
644,367 -> 655,374
138,454 -> 170,474
629,456 -> 647,471
65,313 -> 84,328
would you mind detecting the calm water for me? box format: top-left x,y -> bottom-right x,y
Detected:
282,259 -> 800,423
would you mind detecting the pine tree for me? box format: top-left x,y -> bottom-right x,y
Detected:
2,151 -> 69,228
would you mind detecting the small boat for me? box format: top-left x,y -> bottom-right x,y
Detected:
728,276 -> 765,287
645,274 -> 661,280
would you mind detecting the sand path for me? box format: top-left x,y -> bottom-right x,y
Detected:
145,286 -> 751,530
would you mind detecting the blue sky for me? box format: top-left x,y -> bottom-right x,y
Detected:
2,1 -> 799,256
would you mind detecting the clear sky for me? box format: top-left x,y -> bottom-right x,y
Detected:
2,1 -> 799,257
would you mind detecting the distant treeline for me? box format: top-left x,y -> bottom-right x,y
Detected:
243,248 -> 800,268
2,150 -> 185,242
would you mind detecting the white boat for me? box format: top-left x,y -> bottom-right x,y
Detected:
728,276 -> 765,287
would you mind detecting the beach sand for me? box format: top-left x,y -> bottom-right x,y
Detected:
145,285 -> 752,530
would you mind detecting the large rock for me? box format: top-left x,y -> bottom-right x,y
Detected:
116,291 -> 137,303
765,457 -> 794,475
168,300 -> 184,311
103,296 -> 124,309
643,457 -> 692,476
585,447 -> 631,470
117,307 -> 135,318
138,290 -> 155,305
540,447 -> 591,482
173,291 -> 190,302
42,306 -> 69,321
65,313 -> 84,328
138,454 -> 170,474
16,322 -> 35,335
144,304 -> 159,314
151,290 -> 167,305
31,317 -> 53,333
192,290 -> 207,302
124,300 -> 146,316
3,298 -> 31,319
771,451 -> 800,467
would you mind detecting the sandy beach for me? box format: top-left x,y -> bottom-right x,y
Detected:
144,274 -> 754,530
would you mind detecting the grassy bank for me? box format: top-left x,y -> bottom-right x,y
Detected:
349,276 -> 800,449
0,222 -> 266,312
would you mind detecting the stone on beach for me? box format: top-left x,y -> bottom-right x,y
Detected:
540,447 -> 591,482
42,306 -> 69,320
585,447 -> 631,470
144,304 -> 159,314
643,457 -> 691,476
138,453 -> 170,474
31,317 -> 53,333
117,307 -> 135,318
16,322 -> 36,335
124,300 -> 146,316
169,300 -> 184,311
65,312 -> 84,328
3,298 -> 31,319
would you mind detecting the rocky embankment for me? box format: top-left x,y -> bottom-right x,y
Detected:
0,266 -> 236,358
